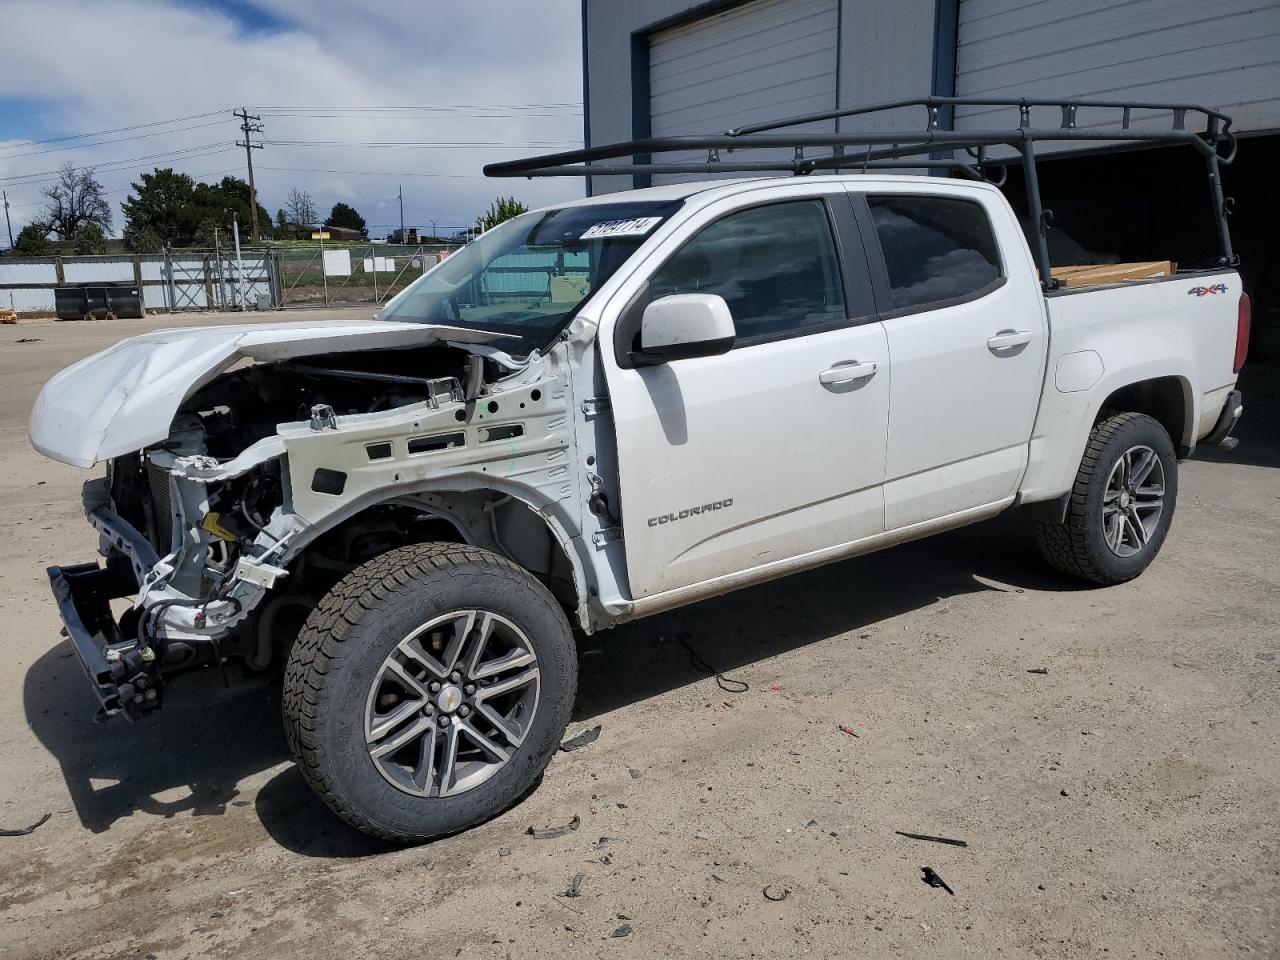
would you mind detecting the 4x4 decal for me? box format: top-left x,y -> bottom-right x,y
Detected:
1188,283 -> 1228,297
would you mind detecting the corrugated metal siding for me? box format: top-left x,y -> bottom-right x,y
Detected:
648,0 -> 839,179
955,0 -> 1280,139
484,251 -> 590,296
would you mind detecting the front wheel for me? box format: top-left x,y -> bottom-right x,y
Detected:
1034,412 -> 1178,585
282,543 -> 577,843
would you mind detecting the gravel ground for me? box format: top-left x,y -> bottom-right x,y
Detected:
1,309 -> 1277,960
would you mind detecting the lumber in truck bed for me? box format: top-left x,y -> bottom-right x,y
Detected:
1049,261 -> 1175,287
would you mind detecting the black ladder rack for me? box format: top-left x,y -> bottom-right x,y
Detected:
483,96 -> 1238,290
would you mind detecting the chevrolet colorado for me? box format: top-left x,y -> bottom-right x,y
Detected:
30,97 -> 1249,842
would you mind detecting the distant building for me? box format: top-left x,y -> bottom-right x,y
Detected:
322,224 -> 364,241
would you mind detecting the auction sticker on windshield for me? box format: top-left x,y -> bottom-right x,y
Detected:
580,216 -> 663,239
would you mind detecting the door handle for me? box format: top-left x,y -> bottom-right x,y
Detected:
819,361 -> 877,385
987,329 -> 1032,353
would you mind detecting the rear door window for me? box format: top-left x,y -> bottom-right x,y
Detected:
867,195 -> 1002,310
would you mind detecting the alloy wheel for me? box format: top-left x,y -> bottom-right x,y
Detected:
364,609 -> 540,798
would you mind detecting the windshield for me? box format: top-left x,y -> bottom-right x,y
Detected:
379,200 -> 682,349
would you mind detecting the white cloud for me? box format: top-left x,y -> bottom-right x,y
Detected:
0,0 -> 586,239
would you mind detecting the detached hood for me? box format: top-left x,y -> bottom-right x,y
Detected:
29,319 -> 497,468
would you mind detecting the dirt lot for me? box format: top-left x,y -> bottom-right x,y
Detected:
1,309 -> 1277,960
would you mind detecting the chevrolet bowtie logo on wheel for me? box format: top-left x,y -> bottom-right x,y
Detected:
1188,283 -> 1228,296
648,499 -> 735,527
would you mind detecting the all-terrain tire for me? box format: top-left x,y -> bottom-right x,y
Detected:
1034,412 -> 1178,585
282,542 -> 576,844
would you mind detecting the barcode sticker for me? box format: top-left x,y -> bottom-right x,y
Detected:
580,217 -> 663,240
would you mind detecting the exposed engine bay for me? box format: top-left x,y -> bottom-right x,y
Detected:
66,339 -> 584,719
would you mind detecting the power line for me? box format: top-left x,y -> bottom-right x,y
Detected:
0,143 -> 237,184
261,111 -> 582,121
0,109 -> 230,152
256,164 -> 489,180
261,139 -> 580,149
256,102 -> 582,112
0,118 -> 230,160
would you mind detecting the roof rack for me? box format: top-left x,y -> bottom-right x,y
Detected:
484,96 -> 1238,290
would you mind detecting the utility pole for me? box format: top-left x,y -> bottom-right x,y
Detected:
234,107 -> 265,242
2,190 -> 13,251
398,185 -> 404,244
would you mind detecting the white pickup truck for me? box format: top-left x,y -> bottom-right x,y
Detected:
30,99 -> 1250,842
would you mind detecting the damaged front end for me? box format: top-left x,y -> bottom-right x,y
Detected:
49,337 -> 576,721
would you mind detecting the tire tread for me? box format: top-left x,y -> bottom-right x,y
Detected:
281,543 -> 549,842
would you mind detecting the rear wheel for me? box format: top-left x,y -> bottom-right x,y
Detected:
1034,412 -> 1178,584
282,543 -> 576,843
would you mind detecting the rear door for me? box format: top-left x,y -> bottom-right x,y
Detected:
601,187 -> 890,599
853,187 -> 1048,529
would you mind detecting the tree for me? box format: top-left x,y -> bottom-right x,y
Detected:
192,218 -> 221,250
326,201 -> 367,238
42,164 -> 112,239
192,176 -> 270,243
122,169 -> 270,247
13,220 -> 52,255
69,222 -> 108,255
122,168 -> 198,245
476,196 -> 528,233
275,208 -> 288,231
123,223 -> 163,254
287,189 -> 317,230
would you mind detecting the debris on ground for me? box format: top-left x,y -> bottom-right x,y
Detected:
528,814 -> 581,839
805,819 -> 818,828
563,872 -> 585,898
560,725 -> 602,752
762,884 -> 791,902
628,768 -> 642,779
0,813 -> 50,837
895,830 -> 969,848
837,724 -> 860,738
498,847 -> 512,857
921,866 -> 955,895
16,337 -> 43,343
590,836 -> 616,850
769,684 -> 785,691
677,632 -> 749,693
610,924 -> 633,938
1027,667 -> 1050,675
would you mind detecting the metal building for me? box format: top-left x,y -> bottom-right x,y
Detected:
581,0 -> 1280,352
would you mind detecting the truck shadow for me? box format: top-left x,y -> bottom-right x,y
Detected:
1190,359 -> 1280,469
22,510 -> 1079,857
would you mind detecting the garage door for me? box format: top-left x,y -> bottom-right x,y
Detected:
648,0 -> 839,179
954,0 -> 1280,141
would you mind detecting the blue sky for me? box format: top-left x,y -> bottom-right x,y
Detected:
0,0 -> 585,239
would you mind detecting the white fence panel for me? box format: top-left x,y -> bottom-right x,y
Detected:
62,257 -> 135,283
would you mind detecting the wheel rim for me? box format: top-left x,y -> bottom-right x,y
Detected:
1101,444 -> 1166,559
364,610 -> 540,798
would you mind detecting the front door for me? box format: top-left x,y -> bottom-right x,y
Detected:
602,193 -> 891,599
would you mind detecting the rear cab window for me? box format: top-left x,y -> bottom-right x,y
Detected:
866,195 -> 1003,312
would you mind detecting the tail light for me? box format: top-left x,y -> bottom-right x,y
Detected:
1235,292 -> 1251,373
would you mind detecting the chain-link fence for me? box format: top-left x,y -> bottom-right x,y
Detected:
276,243 -> 461,308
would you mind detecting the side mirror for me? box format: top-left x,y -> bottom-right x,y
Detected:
634,293 -> 735,366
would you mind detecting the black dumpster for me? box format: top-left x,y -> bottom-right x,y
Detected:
54,282 -> 145,321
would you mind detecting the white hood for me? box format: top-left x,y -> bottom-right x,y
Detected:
29,319 -> 492,468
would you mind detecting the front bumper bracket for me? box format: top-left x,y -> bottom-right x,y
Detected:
47,561 -> 159,720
